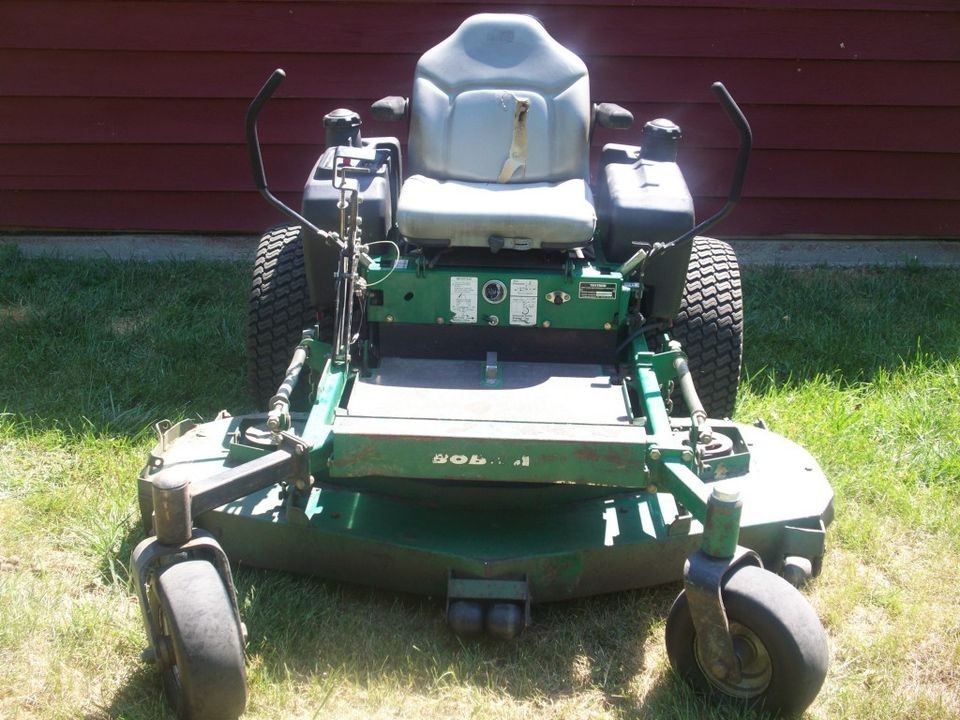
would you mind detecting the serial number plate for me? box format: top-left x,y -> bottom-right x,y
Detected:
578,281 -> 618,300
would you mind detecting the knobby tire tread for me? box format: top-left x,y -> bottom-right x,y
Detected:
246,225 -> 315,409
670,237 -> 744,419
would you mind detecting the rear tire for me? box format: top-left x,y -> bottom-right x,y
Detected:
246,225 -> 316,409
155,560 -> 247,720
670,237 -> 743,419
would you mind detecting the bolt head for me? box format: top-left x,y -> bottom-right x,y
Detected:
542,320 -> 551,328
681,449 -> 694,462
648,448 -> 662,461
385,314 -> 395,323
603,322 -> 613,331
436,317 -> 445,325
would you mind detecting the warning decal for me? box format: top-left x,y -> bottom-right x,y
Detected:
450,276 -> 478,323
509,278 -> 538,326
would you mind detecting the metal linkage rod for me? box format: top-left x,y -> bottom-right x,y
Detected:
267,334 -> 312,432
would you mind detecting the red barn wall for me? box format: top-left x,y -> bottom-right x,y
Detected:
1,0 -> 958,237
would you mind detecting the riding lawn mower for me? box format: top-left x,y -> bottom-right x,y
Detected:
131,13 -> 833,718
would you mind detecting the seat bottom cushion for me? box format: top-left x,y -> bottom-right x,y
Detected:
397,175 -> 596,249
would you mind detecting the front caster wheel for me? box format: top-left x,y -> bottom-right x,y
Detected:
155,560 -> 248,720
665,564 -> 828,717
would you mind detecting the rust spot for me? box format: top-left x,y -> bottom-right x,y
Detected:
572,445 -> 634,468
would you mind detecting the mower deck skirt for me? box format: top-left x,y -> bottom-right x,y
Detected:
139,416 -> 831,602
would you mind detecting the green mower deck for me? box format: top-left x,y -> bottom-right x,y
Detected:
139,410 -> 831,602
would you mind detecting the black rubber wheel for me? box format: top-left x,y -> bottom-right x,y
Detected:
665,564 -> 828,717
448,600 -> 484,638
670,236 -> 743,419
155,560 -> 248,720
246,225 -> 316,409
485,602 -> 525,641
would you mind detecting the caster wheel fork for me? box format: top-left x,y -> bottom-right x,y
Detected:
131,531 -> 249,720
663,488 -> 828,715
666,562 -> 828,716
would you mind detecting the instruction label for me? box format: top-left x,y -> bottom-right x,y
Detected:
509,278 -> 538,326
579,281 -> 618,300
450,276 -> 478,323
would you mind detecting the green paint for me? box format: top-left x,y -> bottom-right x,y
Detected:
700,491 -> 743,558
303,338 -> 333,373
637,366 -> 672,438
330,428 -> 650,486
197,480 -> 796,601
301,359 -> 350,444
448,577 -> 528,601
365,257 -> 627,331
659,460 -> 711,517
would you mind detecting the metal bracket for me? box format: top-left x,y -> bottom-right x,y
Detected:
145,418 -> 194,475
278,430 -> 312,494
683,546 -> 762,685
446,571 -> 532,629
783,520 -> 827,576
483,351 -> 499,386
667,507 -> 693,536
150,429 -> 313,546
130,530 -> 244,666
783,521 -> 826,559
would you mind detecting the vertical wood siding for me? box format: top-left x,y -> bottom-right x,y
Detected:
1,1 -> 958,236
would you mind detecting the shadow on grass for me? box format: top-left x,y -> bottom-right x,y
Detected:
234,573 -> 666,701
95,666 -> 169,720
107,557 -> 750,719
741,265 -> 960,393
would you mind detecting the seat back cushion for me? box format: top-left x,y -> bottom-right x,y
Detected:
407,14 -> 591,184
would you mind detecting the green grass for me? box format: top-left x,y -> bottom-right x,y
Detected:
1,243 -> 959,719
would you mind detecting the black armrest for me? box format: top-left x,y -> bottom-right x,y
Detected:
594,102 -> 634,130
371,96 -> 408,122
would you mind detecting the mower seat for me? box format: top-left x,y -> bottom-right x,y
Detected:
396,14 -> 596,250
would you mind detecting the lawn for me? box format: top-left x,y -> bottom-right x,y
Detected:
1,243 -> 958,719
